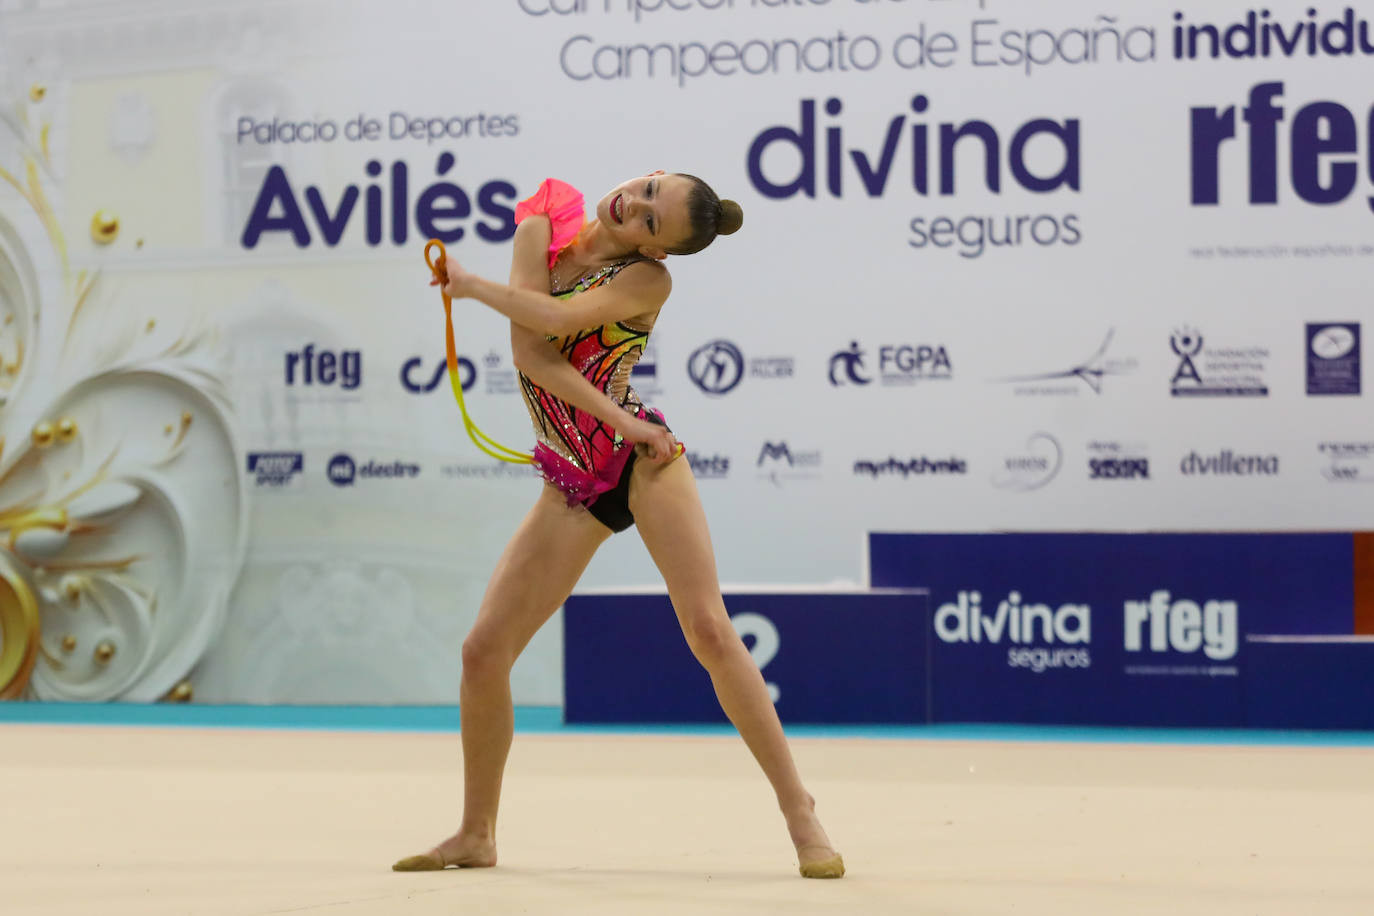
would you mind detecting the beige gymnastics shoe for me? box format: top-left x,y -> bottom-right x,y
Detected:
391,850 -> 447,871
798,846 -> 846,879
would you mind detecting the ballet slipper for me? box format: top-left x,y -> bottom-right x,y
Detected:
797,845 -> 845,879
391,849 -> 447,871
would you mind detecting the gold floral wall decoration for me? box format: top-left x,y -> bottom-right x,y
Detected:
0,82 -> 247,702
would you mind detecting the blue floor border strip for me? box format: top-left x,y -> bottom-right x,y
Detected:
3,703 -> 1374,746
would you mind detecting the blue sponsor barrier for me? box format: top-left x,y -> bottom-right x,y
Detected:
563,590 -> 929,724
868,533 -> 1356,727
1245,637 -> 1374,730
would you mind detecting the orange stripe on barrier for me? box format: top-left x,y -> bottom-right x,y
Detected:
1354,532 -> 1374,635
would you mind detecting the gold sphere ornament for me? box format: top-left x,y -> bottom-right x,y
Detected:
29,84 -> 46,103
166,680 -> 194,703
180,411 -> 193,428
56,417 -> 78,443
31,421 -> 55,448
90,210 -> 120,245
61,635 -> 77,653
60,575 -> 84,602
94,641 -> 116,664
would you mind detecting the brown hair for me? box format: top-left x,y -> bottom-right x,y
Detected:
668,173 -> 743,255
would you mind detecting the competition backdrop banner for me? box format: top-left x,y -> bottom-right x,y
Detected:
0,0 -> 1370,704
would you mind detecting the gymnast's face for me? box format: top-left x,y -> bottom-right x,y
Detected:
595,171 -> 694,260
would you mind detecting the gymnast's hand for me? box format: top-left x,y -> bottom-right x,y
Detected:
620,415 -> 681,464
430,254 -> 476,299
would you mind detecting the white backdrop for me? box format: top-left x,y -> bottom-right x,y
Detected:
0,0 -> 1368,704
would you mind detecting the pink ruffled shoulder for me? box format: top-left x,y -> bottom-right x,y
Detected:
515,177 -> 586,270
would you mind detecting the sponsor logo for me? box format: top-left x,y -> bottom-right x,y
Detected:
246,451 -> 304,487
1306,323 -> 1361,396
688,339 -> 743,395
328,454 -> 356,486
828,342 -> 870,386
1123,590 -> 1239,676
756,441 -> 821,487
483,350 -> 520,396
1180,450 -> 1279,476
1170,327 -> 1269,396
935,590 -> 1092,674
749,356 -> 794,378
992,433 -> 1062,492
284,343 -> 362,396
745,95 -> 1085,258
1087,440 -> 1150,481
240,154 -> 516,250
687,339 -> 792,396
327,453 -> 420,487
1190,82 -> 1374,212
1320,441 -> 1374,483
686,451 -> 730,480
998,329 -> 1137,396
748,96 -> 1079,201
830,342 -> 950,387
440,463 -> 536,480
400,355 -> 476,393
854,456 -> 967,478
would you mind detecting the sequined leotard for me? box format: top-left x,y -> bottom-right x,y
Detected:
511,177 -> 670,512
517,261 -> 662,508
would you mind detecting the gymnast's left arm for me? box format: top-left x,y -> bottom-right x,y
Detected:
443,253 -> 669,338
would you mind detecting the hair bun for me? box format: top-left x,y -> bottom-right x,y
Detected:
717,200 -> 743,236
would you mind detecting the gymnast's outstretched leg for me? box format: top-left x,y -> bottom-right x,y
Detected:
628,456 -> 844,878
394,483 -> 610,870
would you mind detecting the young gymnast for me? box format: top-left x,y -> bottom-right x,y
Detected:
393,172 -> 844,879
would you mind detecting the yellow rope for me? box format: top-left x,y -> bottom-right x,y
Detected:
425,239 -> 533,464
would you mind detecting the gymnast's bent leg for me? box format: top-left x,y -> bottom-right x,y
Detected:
393,483 -> 611,870
627,456 -> 845,878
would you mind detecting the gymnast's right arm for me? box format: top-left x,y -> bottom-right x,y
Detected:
505,217 -> 677,461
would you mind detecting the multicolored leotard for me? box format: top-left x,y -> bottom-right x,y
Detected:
514,179 -> 667,508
